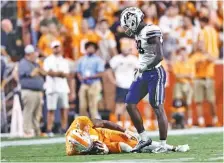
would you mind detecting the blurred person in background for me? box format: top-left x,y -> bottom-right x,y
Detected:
95,19 -> 117,62
18,45 -> 46,137
94,1 -> 118,26
76,42 -> 104,119
44,41 -> 70,137
1,19 -> 24,61
72,19 -> 98,60
40,3 -> 59,34
109,42 -> 138,128
159,5 -> 183,36
172,47 -> 194,128
175,16 -> 199,54
142,3 -> 158,25
190,40 -> 219,127
38,22 -> 62,57
29,0 -> 43,47
161,26 -> 177,61
82,1 -> 96,29
63,2 -> 82,36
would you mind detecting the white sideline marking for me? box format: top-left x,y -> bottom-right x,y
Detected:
93,158 -> 195,163
1,127 -> 223,148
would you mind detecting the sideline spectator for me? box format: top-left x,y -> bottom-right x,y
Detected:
190,41 -> 219,127
40,4 -> 59,34
38,22 -> 62,57
172,47 -> 194,128
76,42 -> 104,119
95,19 -> 117,62
44,41 -> 70,137
1,19 -> 24,61
18,45 -> 46,137
109,43 -> 138,128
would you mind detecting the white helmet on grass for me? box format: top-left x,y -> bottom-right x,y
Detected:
120,7 -> 144,36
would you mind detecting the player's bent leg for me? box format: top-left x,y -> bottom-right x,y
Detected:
126,103 -> 144,133
126,103 -> 152,153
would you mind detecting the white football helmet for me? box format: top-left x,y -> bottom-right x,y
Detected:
120,7 -> 144,36
67,129 -> 92,153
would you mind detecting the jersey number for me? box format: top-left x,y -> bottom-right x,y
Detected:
136,40 -> 144,54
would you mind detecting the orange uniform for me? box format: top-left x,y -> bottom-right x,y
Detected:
72,30 -> 99,59
172,59 -> 195,83
198,26 -> 219,78
65,116 -> 137,155
63,14 -> 83,35
38,34 -> 63,57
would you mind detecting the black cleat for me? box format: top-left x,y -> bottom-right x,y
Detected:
131,138 -> 152,153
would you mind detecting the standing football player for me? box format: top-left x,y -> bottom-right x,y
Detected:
120,7 -> 168,152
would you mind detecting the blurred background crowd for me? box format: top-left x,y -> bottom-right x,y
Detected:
1,0 -> 223,137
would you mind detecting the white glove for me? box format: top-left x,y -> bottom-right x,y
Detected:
133,68 -> 143,81
175,144 -> 190,152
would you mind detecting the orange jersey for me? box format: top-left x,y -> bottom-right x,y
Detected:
38,34 -> 63,57
199,26 -> 219,59
189,51 -> 215,78
72,31 -> 99,59
172,59 -> 195,83
63,14 -> 82,35
65,116 -> 137,155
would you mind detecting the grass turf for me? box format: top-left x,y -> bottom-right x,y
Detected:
1,133 -> 223,162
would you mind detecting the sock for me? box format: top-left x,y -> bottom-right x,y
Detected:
198,116 -> 205,125
119,142 -> 132,152
160,140 -> 166,146
188,118 -> 193,126
139,130 -> 149,141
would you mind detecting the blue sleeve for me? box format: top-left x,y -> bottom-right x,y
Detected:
18,61 -> 31,78
76,59 -> 82,73
96,58 -> 105,73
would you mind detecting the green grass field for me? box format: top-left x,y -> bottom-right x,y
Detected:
1,133 -> 223,162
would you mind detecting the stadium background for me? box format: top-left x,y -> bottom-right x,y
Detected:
1,0 -> 223,136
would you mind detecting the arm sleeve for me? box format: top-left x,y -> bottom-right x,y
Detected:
96,59 -> 105,73
75,59 -> 81,73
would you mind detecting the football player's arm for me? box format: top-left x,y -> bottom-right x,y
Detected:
91,119 -> 125,132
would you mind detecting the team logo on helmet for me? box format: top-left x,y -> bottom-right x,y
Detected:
120,7 -> 144,36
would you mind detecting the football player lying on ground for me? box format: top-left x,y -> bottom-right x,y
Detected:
65,116 -> 189,155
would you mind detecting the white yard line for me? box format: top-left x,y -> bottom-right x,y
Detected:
1,127 -> 223,148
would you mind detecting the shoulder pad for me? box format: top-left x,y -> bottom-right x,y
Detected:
141,25 -> 162,39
